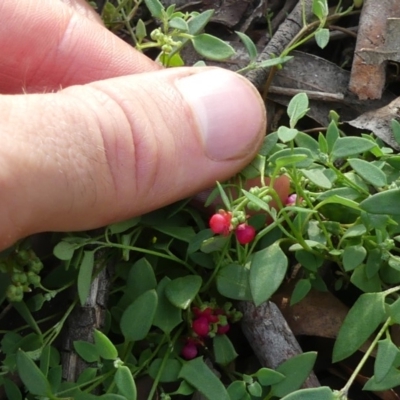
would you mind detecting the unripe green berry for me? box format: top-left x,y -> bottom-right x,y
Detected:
6,284 -> 24,302
28,259 -> 43,274
27,271 -> 41,287
12,272 -> 27,284
161,44 -> 172,53
16,249 -> 30,264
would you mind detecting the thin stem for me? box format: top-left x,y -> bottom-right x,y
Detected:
340,317 -> 392,396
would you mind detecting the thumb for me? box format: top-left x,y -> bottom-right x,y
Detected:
0,67 -> 265,249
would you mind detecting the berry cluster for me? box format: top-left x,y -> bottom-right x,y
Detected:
181,302 -> 242,360
0,248 -> 43,302
209,209 -> 256,245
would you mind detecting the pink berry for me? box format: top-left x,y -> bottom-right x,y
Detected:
217,324 -> 230,335
181,342 -> 198,360
286,194 -> 297,206
192,316 -> 210,337
209,211 -> 231,235
235,224 -> 256,245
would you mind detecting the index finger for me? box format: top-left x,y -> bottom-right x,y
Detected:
0,0 -> 160,93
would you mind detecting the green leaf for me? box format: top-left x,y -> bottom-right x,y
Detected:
53,241 -> 78,260
248,381 -> 262,397
165,275 -> 202,309
235,31 -> 257,61
216,181 -> 231,210
258,55 -> 293,68
374,339 -> 399,383
201,235 -> 230,253
343,224 -> 366,239
389,298 -> 400,324
317,187 -> 361,201
287,93 -> 309,128
179,357 -> 230,400
360,190 -> 400,215
350,264 -> 382,292
342,245 -> 367,272
77,250 -> 95,306
135,19 -> 147,43
213,334 -> 238,365
364,367 -> 400,391
93,330 -> 118,360
16,350 -> 51,396
242,189 -> 272,213
365,248 -> 382,279
278,126 -> 299,143
188,10 -> 214,35
144,0 -> 164,19
191,34 -> 235,60
290,279 -> 312,305
125,258 -> 157,302
73,341 -> 99,363
115,365 -> 137,400
270,352 -> 317,397
154,225 -> 195,242
312,0 -> 329,19
153,277 -> 182,334
391,119 -> 400,146
281,386 -> 335,400
300,168 -> 332,189
317,195 -> 360,212
331,137 -> 376,159
108,217 -> 140,235
250,242 -> 288,306
99,395 -> 127,400
326,120 -> 339,152
171,380 -> 195,396
255,368 -> 285,386
315,28 -> 330,49
227,381 -> 247,400
332,293 -> 386,362
318,132 -> 328,153
120,290 -> 158,341
169,17 -> 188,31
217,263 -> 252,301
3,378 -> 22,400
294,132 -> 320,154
259,132 -> 278,156
188,229 -> 213,254
295,250 -> 324,272
148,358 -> 181,383
348,158 -> 387,187
269,148 -> 314,168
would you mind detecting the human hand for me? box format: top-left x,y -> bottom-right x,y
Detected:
0,0 -> 267,250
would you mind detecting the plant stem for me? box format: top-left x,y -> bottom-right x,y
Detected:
340,316 -> 392,396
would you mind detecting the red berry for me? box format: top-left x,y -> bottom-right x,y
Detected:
235,224 -> 256,245
217,324 -> 230,335
209,211 -> 231,235
192,316 -> 210,337
181,342 -> 198,359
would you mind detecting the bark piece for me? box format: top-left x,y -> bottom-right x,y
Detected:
239,301 -> 320,388
245,0 -> 314,90
349,0 -> 400,100
272,285 -> 348,340
61,263 -> 111,384
269,50 -> 396,126
348,96 -> 400,151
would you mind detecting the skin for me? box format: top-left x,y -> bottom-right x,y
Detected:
0,0 -> 289,250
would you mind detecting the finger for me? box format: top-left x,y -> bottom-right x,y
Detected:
0,68 -> 266,249
0,0 -> 159,93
